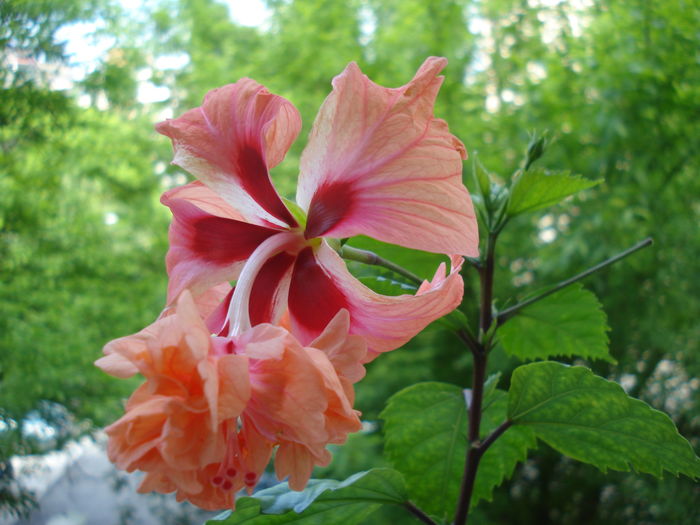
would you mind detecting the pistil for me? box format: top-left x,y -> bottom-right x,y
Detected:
226,231 -> 302,337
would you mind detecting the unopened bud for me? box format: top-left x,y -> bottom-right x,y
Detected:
525,131 -> 548,170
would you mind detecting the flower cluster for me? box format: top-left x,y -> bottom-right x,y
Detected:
97,57 -> 478,510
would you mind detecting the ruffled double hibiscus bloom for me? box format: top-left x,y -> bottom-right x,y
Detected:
97,56 -> 478,510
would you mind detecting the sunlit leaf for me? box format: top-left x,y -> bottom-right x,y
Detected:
498,284 -> 614,363
507,168 -> 601,216
381,382 -> 535,520
508,361 -> 700,478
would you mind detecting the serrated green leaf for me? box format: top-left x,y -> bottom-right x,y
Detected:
507,168 -> 601,216
381,382 -> 535,520
476,390 -> 537,505
508,361 -> 700,479
381,383 -> 465,522
498,284 -> 614,363
206,468 -> 407,525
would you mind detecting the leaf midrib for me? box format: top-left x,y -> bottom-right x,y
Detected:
511,383 -> 605,420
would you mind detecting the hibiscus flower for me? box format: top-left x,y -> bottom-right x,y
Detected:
156,57 -> 478,360
96,291 -> 365,510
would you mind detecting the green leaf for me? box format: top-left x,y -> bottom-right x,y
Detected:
438,308 -> 472,333
345,235 -> 449,281
508,361 -> 700,479
381,383 -> 465,522
498,284 -> 614,363
207,468 -> 407,525
358,275 -> 418,297
476,389 -> 537,505
472,153 -> 493,202
507,168 -> 601,216
482,373 -> 502,407
381,382 -> 535,520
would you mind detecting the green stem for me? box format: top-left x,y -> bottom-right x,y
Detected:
340,245 -> 423,285
497,237 -> 653,326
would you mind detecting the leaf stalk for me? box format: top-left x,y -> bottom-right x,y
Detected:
497,237 -> 653,325
404,501 -> 438,525
340,245 -> 423,285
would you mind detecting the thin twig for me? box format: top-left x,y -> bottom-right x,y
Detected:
497,237 -> 653,325
404,501 -> 437,525
457,328 -> 480,354
479,420 -> 513,455
340,245 -> 423,285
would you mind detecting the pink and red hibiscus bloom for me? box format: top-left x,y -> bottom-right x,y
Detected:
158,56 -> 478,359
96,57 -> 479,511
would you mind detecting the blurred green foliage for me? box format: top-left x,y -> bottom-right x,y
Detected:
1,0 -> 698,522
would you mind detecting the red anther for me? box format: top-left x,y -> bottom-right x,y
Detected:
222,480 -> 233,491
244,472 -> 256,481
211,476 -> 223,486
226,468 -> 237,478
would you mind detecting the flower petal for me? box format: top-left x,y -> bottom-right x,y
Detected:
309,309 -> 367,384
274,441 -> 322,491
237,416 -> 274,494
288,243 -> 464,359
241,325 -> 329,445
156,80 -> 301,227
249,251 -> 296,326
97,320 -> 164,379
161,184 -> 280,303
97,291 -> 212,378
298,57 -> 478,256
217,354 -> 251,422
304,347 -> 362,441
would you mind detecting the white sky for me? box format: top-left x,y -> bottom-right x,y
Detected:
53,0 -> 269,103
225,0 -> 270,27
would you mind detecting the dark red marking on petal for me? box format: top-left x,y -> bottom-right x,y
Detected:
206,287 -> 235,335
288,247 -> 348,333
249,251 -> 296,325
211,336 -> 236,356
217,321 -> 230,338
191,214 -> 279,265
237,144 -> 297,227
304,180 -> 357,239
